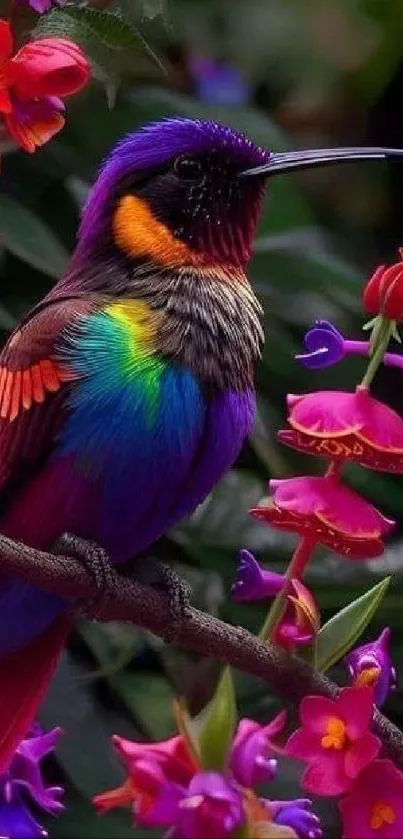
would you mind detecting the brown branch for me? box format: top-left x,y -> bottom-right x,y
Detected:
0,533 -> 402,767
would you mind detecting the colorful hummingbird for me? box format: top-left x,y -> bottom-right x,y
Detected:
0,117 -> 401,768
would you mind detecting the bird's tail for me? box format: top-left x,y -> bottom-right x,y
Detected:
0,612 -> 72,773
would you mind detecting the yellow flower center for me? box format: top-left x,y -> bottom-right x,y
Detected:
355,666 -> 380,689
321,716 -> 346,750
370,801 -> 396,830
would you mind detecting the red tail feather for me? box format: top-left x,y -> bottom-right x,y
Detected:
0,613 -> 72,772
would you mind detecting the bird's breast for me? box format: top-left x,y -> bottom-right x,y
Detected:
54,297 -> 255,562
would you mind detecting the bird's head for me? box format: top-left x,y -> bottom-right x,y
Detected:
72,117 -> 403,272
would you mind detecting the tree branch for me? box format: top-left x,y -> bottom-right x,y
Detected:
0,533 -> 401,767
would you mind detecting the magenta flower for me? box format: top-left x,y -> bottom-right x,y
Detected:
251,474 -> 393,560
345,628 -> 396,708
0,724 -> 63,838
339,759 -> 403,838
15,0 -> 67,13
278,388 -> 403,474
175,772 -> 243,839
270,799 -> 322,839
232,551 -> 319,651
285,686 -> 380,796
230,712 -> 286,787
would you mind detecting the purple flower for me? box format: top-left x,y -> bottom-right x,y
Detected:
230,713 -> 285,787
295,320 -> 345,370
176,773 -> 243,839
231,550 -> 286,601
15,0 -> 67,13
270,799 -> 322,839
0,725 -> 63,838
189,55 -> 251,106
345,628 -> 397,708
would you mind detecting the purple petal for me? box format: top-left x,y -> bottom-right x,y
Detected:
296,321 -> 345,370
231,721 -> 277,787
177,773 -> 243,839
231,550 -> 285,602
0,795 -> 46,838
270,799 -> 322,839
139,781 -> 185,827
344,627 -> 396,707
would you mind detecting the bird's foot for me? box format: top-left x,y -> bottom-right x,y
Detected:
51,533 -> 115,617
129,556 -> 192,643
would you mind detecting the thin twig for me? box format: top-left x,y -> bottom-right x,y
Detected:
0,533 -> 401,767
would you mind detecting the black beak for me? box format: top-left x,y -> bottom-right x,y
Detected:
240,146 -> 403,178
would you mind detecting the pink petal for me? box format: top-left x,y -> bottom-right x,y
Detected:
285,729 -> 323,761
289,390 -> 363,436
338,686 -> 374,739
339,795 -> 374,839
302,754 -> 350,796
344,733 -> 380,779
299,696 -> 338,734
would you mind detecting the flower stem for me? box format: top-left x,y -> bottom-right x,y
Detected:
360,317 -> 393,389
259,536 -> 316,642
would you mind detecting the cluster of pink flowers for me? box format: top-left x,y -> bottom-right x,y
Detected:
286,685 -> 403,839
0,17 -> 89,166
93,713 -> 322,839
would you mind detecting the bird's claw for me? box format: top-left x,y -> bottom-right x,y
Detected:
51,532 -> 115,617
128,556 -> 192,643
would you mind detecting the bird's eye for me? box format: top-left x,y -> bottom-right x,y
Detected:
173,155 -> 202,180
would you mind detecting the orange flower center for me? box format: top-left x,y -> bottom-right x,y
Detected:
370,801 -> 396,830
321,716 -> 346,750
355,666 -> 380,689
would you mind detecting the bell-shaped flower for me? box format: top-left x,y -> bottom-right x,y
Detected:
0,19 -> 89,156
345,628 -> 396,708
296,320 -> 345,370
363,252 -> 403,322
269,799 -> 322,839
230,711 -> 286,787
278,388 -> 403,473
285,686 -> 380,796
175,772 -> 243,839
232,551 -> 319,650
251,474 -> 394,560
0,724 -> 63,838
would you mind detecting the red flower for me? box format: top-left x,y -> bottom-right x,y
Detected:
250,474 -> 394,560
0,19 -> 89,154
278,388 -> 403,473
363,251 -> 403,321
285,686 -> 380,796
339,759 -> 403,839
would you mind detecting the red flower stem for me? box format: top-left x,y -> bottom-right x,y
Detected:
259,535 -> 317,642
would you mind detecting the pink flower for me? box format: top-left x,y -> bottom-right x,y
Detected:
285,686 -> 380,796
278,388 -> 403,474
93,733 -> 197,822
339,759 -> 403,838
0,19 -> 89,156
232,552 -> 319,651
251,474 -> 393,560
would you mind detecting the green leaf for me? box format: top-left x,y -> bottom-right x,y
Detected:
0,194 -> 68,277
316,577 -> 391,672
197,668 -> 236,771
34,6 -> 162,69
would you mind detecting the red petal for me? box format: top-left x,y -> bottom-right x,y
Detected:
10,38 -> 90,99
0,20 -> 12,60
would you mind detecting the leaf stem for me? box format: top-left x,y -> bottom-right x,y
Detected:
361,317 -> 393,389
